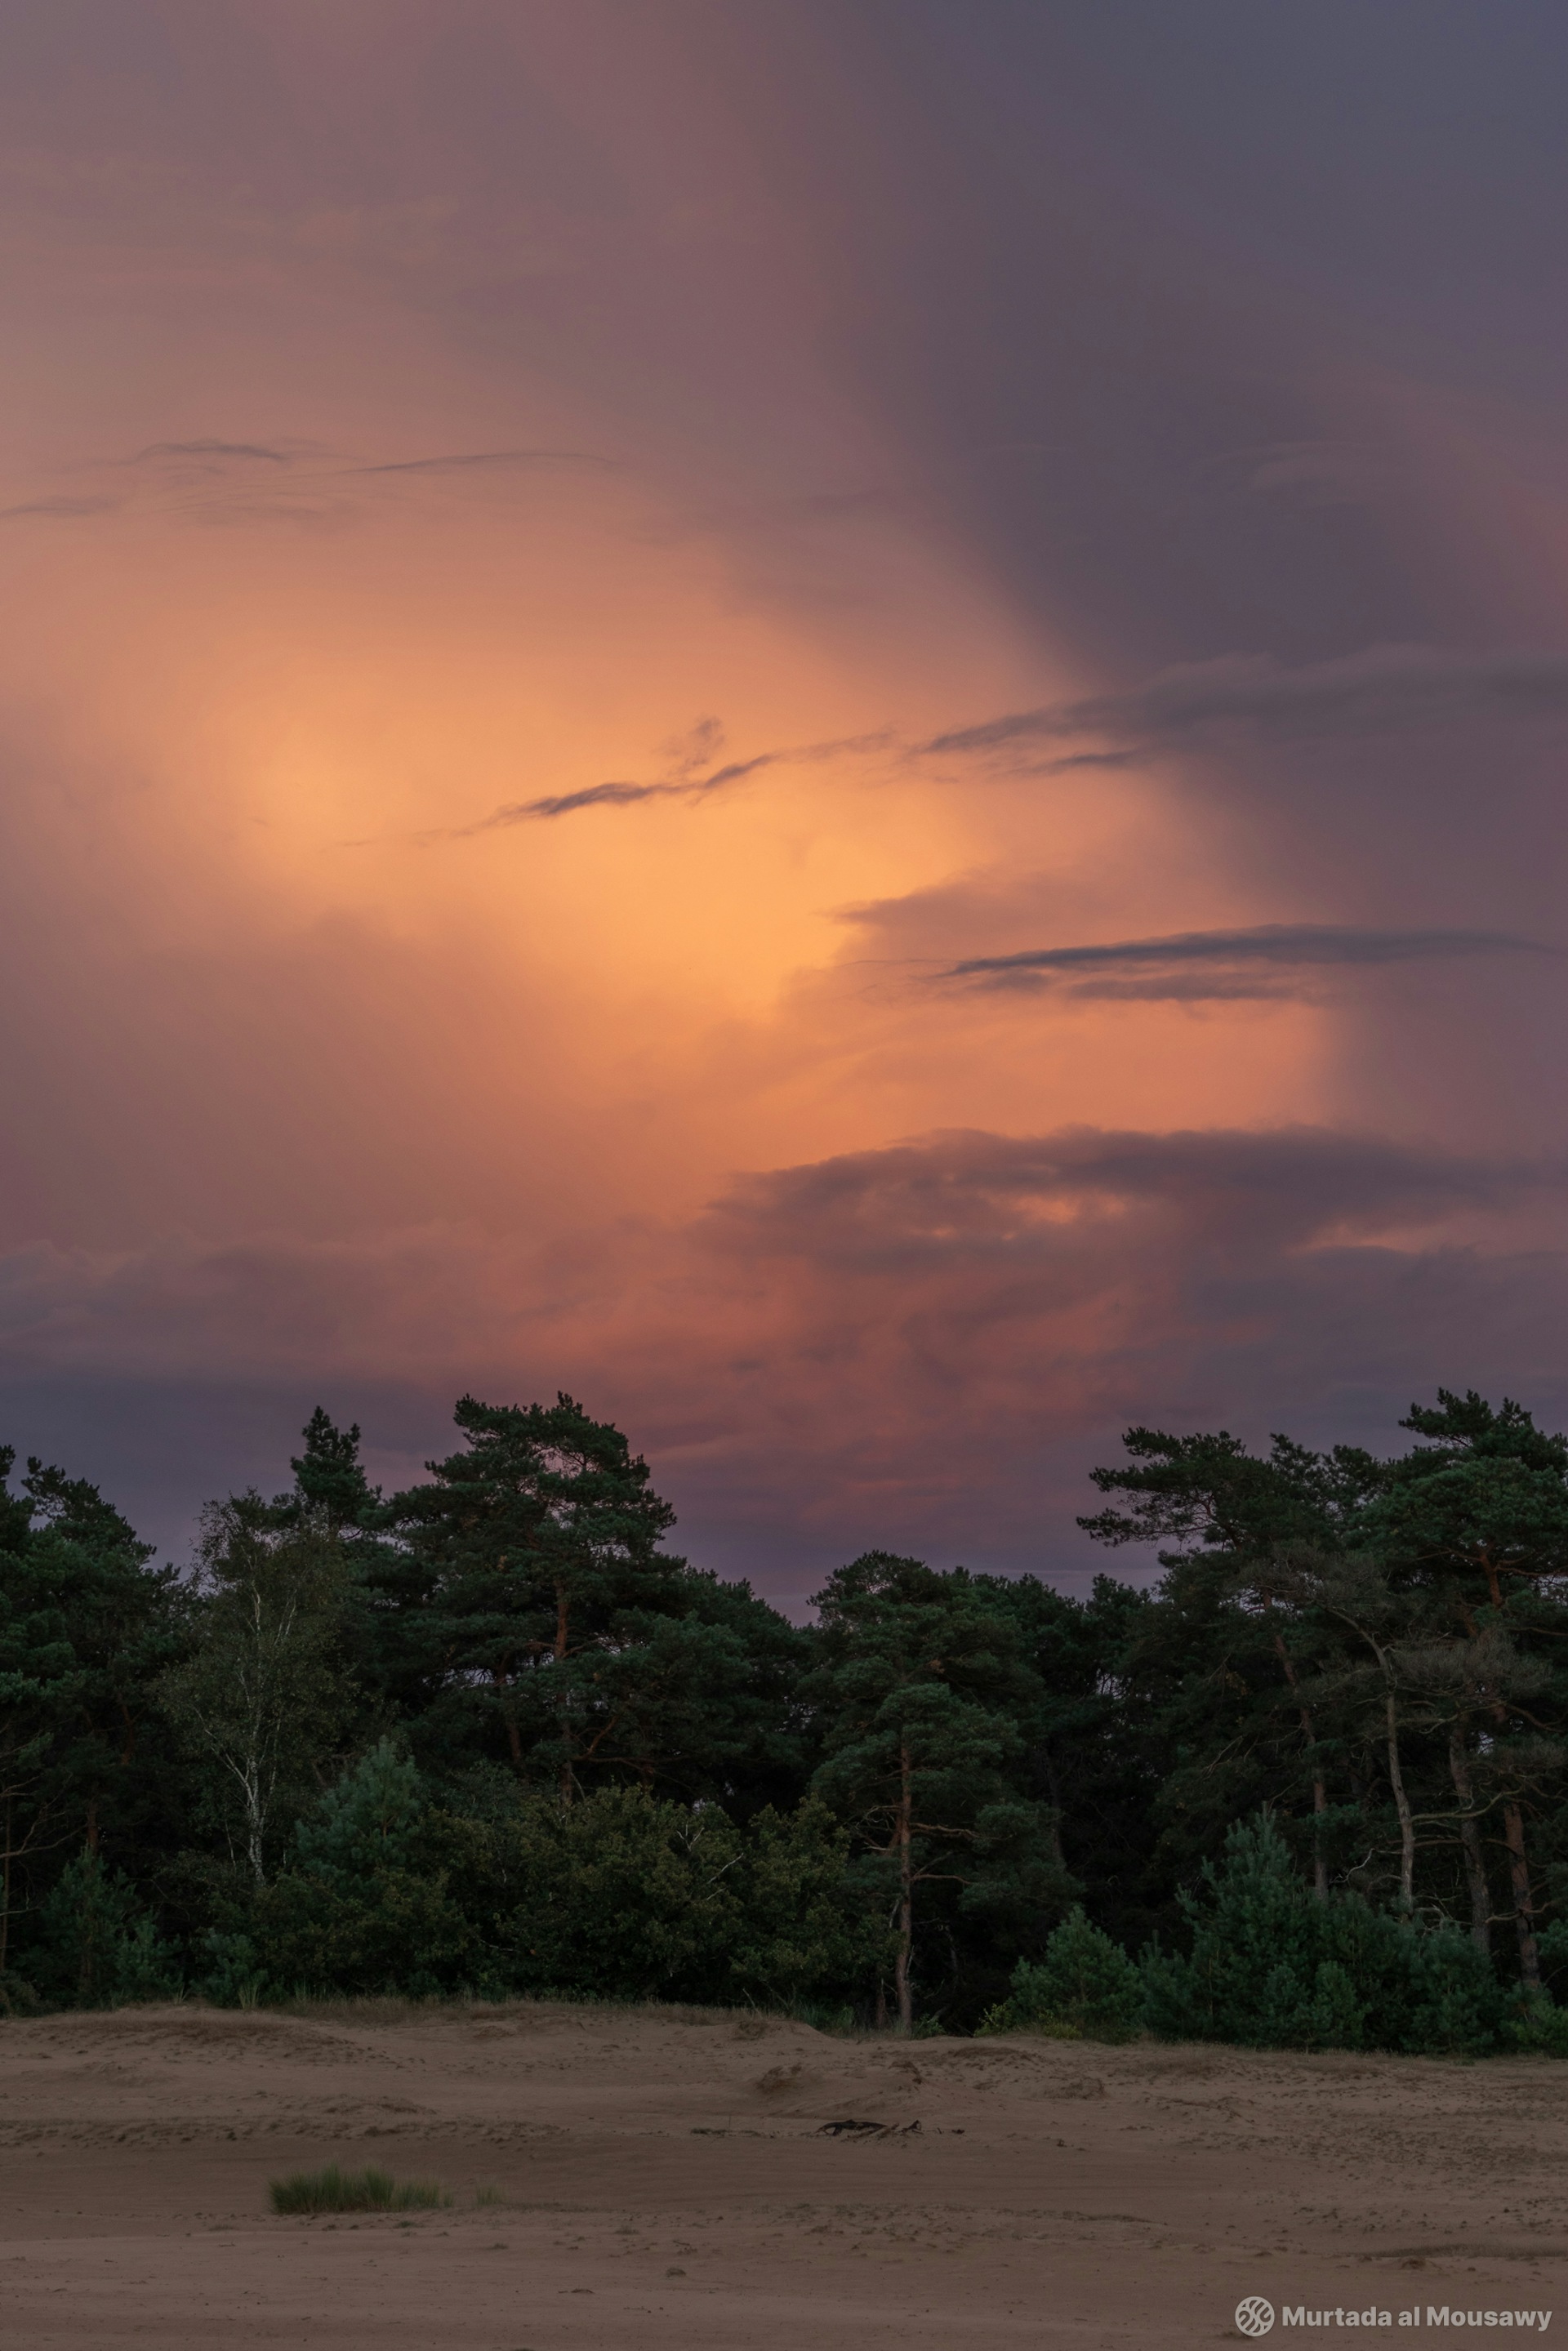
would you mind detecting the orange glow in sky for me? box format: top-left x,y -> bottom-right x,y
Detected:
3,5 -> 1565,1590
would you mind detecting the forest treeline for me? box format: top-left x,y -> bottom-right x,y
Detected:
6,1384 -> 1568,2052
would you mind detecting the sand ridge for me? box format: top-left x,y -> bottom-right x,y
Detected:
2,2001 -> 1566,2344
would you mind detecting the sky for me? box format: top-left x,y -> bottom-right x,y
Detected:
3,1 -> 1568,1601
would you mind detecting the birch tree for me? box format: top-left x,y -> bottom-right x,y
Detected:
158,1499 -> 350,1881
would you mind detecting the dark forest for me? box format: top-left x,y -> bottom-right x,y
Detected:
6,1385 -> 1568,2055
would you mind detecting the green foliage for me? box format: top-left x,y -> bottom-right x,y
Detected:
246,1745 -> 473,1997
268,2165 -> 449,2215
970,1573 -> 1162,1952
363,1396 -> 693,1791
808,1553 -> 1072,2028
1142,1814 -> 1508,2055
0,1447 -> 183,1987
726,1797 -> 889,2008
250,1867 -> 476,1999
1535,1917 -> 1568,1997
196,1929 -> 267,2007
287,1409 -> 379,1535
293,1740 -> 426,1882
158,1498 -> 354,1881
1504,1988 -> 1568,2057
978,1905 -> 1144,2041
12,1385 -> 1568,2049
207,1752 -> 887,2010
30,1852 -> 180,2008
482,1783 -> 743,2001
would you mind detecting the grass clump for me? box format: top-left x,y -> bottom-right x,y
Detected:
269,2163 -> 450,2215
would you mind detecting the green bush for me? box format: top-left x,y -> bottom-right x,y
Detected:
204,1762 -> 889,2010
1503,1986 -> 1568,2057
248,1867 -> 475,1997
292,1741 -> 428,1881
1142,1814 -> 1508,2055
243,1745 -> 475,1997
977,1905 -> 1145,2041
269,2165 -> 448,2215
726,1797 -> 889,2009
195,1929 -> 268,2008
483,1784 -> 744,2001
30,1853 -> 181,2008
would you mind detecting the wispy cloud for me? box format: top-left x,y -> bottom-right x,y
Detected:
921,644 -> 1568,765
472,755 -> 780,829
127,440 -> 296,467
0,495 -> 118,523
457,728 -> 893,832
935,922 -> 1551,1001
354,447 -> 617,477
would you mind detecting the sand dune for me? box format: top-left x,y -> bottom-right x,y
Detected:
1,2001 -> 1565,2345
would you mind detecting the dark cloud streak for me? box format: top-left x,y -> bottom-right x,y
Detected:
0,496 -> 118,522
922,644 -> 1568,764
354,448 -> 617,478
459,732 -> 893,831
128,440 -> 295,466
938,922 -> 1550,1001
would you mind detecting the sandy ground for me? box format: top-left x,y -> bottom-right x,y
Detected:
1,2002 -> 1565,2348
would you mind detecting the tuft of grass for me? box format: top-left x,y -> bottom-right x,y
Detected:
474,2183 -> 506,2207
269,2164 -> 451,2216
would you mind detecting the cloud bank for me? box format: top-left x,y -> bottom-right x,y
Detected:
5,1125 -> 1565,1590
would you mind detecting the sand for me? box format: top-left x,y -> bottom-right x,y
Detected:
1,2001 -> 1564,2347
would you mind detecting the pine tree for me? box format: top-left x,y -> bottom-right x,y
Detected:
1359,1392 -> 1568,1984
806,1553 -> 1070,2032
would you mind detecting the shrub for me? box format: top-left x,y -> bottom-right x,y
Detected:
269,2165 -> 449,2215
977,1906 -> 1144,2041
248,1869 -> 474,1997
1143,1814 -> 1509,2055
1504,1987 -> 1568,2058
483,1783 -> 744,2001
29,1853 -> 181,2008
195,1929 -> 268,2008
292,1742 -> 428,1881
246,1746 -> 475,1996
726,1797 -> 889,2010
207,1770 -> 889,2009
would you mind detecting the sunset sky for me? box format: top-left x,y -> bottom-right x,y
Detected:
4,2 -> 1568,1597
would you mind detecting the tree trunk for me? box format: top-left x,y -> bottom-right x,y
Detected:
1458,1576 -> 1539,1984
893,1741 -> 914,2034
1503,1801 -> 1541,1985
1041,1747 -> 1068,1876
1272,1628 -> 1327,1899
1385,1687 -> 1414,1915
1446,1718 -> 1492,1955
246,1783 -> 266,1884
0,1790 -> 11,1984
493,1670 -> 524,1770
555,1583 -> 574,1806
